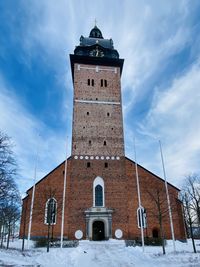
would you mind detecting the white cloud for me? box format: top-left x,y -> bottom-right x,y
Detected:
0,74 -> 69,194
137,59 -> 200,186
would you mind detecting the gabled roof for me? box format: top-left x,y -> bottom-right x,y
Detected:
23,156 -> 71,199
125,156 -> 180,191
22,155 -> 180,202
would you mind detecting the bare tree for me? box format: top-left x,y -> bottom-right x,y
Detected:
180,192 -> 196,253
0,186 -> 21,249
146,187 -> 175,255
0,131 -> 20,249
182,174 -> 200,228
0,131 -> 17,199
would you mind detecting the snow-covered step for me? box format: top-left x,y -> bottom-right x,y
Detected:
79,239 -> 125,249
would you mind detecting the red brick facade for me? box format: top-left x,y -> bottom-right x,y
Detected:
20,157 -> 186,240
20,27 -> 186,241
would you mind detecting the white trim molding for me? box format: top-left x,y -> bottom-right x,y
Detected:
93,176 -> 105,207
77,64 -> 117,73
75,99 -> 120,105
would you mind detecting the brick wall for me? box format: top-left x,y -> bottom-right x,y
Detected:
72,63 -> 124,157
20,157 -> 186,240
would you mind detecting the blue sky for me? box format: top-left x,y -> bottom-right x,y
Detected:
1,0 -> 200,195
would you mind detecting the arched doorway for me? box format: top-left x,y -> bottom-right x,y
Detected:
92,221 -> 105,241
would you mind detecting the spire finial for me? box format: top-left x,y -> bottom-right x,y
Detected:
94,18 -> 97,27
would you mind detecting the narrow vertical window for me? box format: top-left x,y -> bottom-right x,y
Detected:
88,79 -> 90,86
95,185 -> 103,206
104,80 -> 107,87
93,177 -> 105,207
89,140 -> 91,146
107,112 -> 110,117
87,112 -> 89,115
104,141 -> 107,146
87,162 -> 91,168
104,162 -> 108,168
92,79 -> 94,86
101,79 -> 103,87
137,207 -> 147,229
45,198 -> 57,225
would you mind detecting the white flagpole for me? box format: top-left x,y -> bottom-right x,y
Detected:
134,138 -> 145,252
60,136 -> 68,248
27,136 -> 39,249
159,140 -> 176,252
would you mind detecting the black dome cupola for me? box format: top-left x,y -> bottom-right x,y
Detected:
89,25 -> 103,39
73,25 -> 121,60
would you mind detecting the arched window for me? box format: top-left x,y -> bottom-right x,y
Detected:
93,177 -> 105,207
95,185 -> 103,206
137,207 -> 147,228
44,198 -> 57,225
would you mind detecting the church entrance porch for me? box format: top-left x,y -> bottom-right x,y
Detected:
92,221 -> 105,241
85,207 -> 113,240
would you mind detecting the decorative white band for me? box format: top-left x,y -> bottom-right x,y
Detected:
75,99 -> 120,105
73,155 -> 120,160
77,64 -> 117,73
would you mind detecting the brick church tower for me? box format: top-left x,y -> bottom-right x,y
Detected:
68,26 -> 128,240
20,26 -> 186,242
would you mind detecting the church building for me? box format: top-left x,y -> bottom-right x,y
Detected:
20,26 -> 186,241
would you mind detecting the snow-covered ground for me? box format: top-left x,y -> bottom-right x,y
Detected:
0,239 -> 200,267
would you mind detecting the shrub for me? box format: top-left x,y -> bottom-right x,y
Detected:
35,237 -> 47,247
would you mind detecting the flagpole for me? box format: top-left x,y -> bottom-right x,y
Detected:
60,136 -> 68,248
134,138 -> 145,252
27,135 -> 39,249
159,140 -> 176,252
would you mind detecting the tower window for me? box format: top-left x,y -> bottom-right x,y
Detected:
104,141 -> 107,146
87,112 -> 89,115
92,79 -> 94,86
107,112 -> 110,117
100,79 -> 108,87
89,140 -> 91,146
87,162 -> 91,168
87,79 -> 90,86
105,162 -> 108,168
